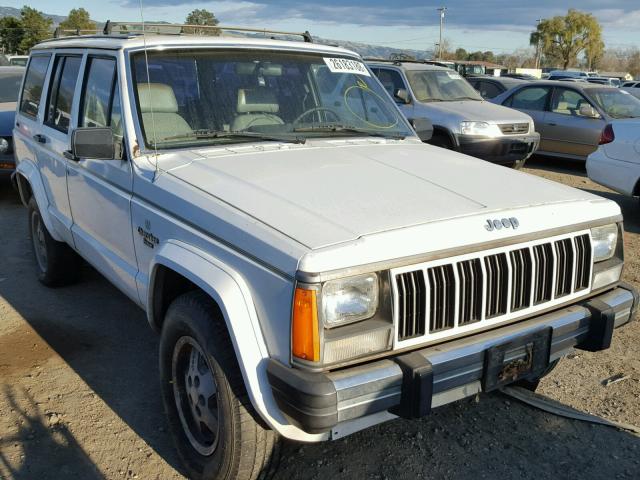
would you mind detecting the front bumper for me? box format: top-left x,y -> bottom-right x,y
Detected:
456,133 -> 540,165
268,285 -> 637,437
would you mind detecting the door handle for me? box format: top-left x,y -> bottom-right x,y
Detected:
545,122 -> 557,126
33,134 -> 47,143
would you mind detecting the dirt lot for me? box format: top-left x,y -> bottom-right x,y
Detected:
1,157 -> 639,480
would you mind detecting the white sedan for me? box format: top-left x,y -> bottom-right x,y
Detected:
587,120 -> 640,199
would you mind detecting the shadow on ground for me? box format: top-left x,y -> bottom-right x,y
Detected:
1,177 -> 639,480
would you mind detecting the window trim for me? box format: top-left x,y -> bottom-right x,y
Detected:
18,53 -> 52,120
43,54 -> 83,134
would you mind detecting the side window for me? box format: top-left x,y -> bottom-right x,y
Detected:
507,86 -> 550,111
45,55 -> 82,134
480,81 -> 502,99
374,68 -> 406,98
19,55 -> 51,118
551,88 -> 594,116
80,56 -> 124,157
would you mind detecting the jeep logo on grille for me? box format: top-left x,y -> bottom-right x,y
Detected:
485,217 -> 519,231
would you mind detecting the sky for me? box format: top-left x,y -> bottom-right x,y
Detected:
5,1 -> 640,53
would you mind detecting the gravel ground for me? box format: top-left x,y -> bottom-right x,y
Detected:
1,157 -> 639,480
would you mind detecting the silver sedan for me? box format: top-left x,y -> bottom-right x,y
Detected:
491,80 -> 640,161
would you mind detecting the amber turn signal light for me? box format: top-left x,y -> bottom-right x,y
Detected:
291,288 -> 320,362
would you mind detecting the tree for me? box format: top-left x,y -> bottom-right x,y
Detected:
0,17 -> 25,54
184,9 -> 220,35
20,7 -> 52,52
59,8 -> 95,33
454,47 -> 468,60
530,9 -> 603,70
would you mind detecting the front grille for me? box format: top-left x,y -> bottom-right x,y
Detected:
499,123 -> 529,135
395,232 -> 592,342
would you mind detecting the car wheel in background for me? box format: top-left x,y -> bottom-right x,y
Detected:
428,132 -> 454,150
27,197 -> 81,286
159,291 -> 281,480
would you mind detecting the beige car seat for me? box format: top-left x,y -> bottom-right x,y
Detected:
137,83 -> 192,142
231,88 -> 284,131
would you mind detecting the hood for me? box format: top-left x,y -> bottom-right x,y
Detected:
0,102 -> 16,136
167,141 -> 603,250
423,99 -> 532,124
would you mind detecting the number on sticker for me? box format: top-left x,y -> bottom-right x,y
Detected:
323,57 -> 370,77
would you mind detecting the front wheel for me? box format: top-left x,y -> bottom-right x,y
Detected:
27,197 -> 81,286
159,291 -> 281,480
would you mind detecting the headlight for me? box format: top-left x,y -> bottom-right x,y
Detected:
591,224 -> 618,262
321,273 -> 379,327
459,121 -> 503,137
0,138 -> 8,154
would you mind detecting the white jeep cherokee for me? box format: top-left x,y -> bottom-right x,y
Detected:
12,27 -> 637,480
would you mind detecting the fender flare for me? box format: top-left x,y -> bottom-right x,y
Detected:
148,239 -> 326,442
16,159 -> 64,242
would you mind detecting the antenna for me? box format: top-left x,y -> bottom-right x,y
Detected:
138,0 -> 160,179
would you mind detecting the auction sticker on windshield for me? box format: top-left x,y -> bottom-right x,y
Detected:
323,57 -> 370,76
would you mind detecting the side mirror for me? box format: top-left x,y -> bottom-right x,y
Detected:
578,104 -> 600,119
71,127 -> 115,160
410,117 -> 433,142
395,88 -> 410,104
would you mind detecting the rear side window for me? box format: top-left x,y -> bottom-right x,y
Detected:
45,55 -> 82,134
19,55 -> 51,118
506,86 -> 550,111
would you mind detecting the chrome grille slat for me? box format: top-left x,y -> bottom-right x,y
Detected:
395,232 -> 593,343
498,123 -> 529,135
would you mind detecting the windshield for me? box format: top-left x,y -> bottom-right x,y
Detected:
405,70 -> 482,102
0,72 -> 23,102
589,89 -> 640,119
132,50 -> 413,149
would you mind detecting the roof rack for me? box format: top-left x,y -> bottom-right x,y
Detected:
51,21 -> 313,43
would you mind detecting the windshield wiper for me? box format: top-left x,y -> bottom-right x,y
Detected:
292,124 -> 406,140
157,130 -> 306,145
451,96 -> 481,101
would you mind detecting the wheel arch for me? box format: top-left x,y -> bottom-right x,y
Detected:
429,125 -> 457,148
15,160 -> 63,242
148,240 -> 323,442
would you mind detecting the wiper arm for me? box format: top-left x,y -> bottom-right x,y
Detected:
292,124 -> 406,140
158,130 -> 306,144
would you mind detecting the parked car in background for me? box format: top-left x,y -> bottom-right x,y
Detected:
621,82 -> 640,100
492,81 -> 640,161
587,120 -> 640,200
367,60 -> 539,168
466,75 -> 529,99
548,75 -> 589,83
622,81 -> 640,88
549,70 -> 592,78
0,66 -> 24,178
587,77 -> 621,87
7,55 -> 28,67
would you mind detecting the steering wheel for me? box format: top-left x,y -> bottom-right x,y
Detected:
292,107 -> 341,126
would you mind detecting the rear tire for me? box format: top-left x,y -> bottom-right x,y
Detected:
159,291 -> 281,480
27,197 -> 81,286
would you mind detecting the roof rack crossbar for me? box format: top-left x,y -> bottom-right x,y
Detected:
100,22 -> 313,42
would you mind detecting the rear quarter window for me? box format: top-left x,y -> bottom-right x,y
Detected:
19,55 -> 51,118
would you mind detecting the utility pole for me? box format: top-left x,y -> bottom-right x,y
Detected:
437,7 -> 447,60
535,18 -> 542,70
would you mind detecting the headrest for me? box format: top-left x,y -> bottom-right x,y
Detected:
137,83 -> 179,113
237,89 -> 279,114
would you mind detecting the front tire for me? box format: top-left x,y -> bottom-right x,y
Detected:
159,291 -> 281,480
27,197 -> 81,286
